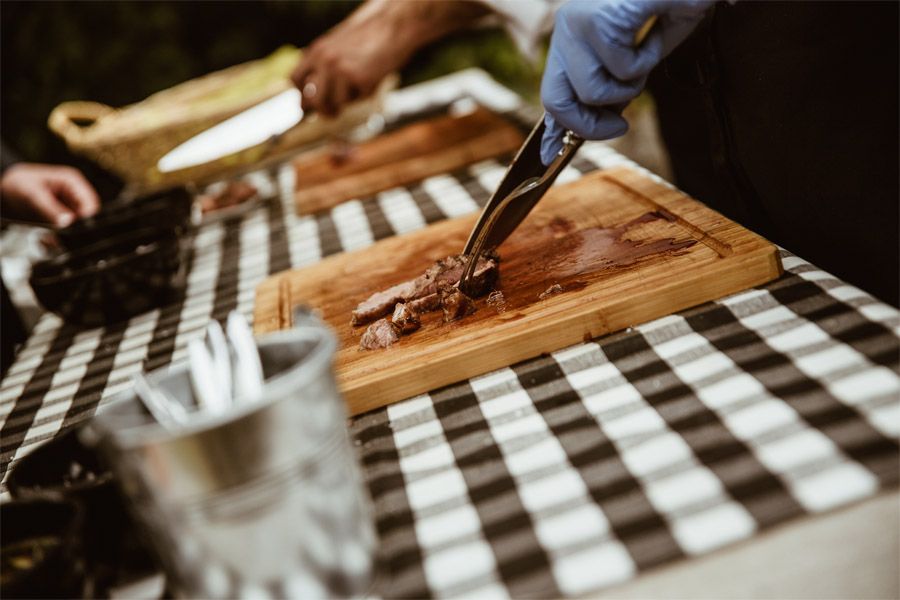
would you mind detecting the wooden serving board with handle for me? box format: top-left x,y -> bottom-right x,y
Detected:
293,106 -> 524,215
256,167 -> 782,416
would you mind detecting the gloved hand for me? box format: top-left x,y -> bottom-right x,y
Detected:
540,0 -> 715,165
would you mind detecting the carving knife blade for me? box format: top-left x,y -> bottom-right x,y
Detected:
157,88 -> 303,173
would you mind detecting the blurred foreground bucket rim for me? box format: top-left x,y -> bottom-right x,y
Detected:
89,325 -> 338,447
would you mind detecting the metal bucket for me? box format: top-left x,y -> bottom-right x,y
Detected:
84,324 -> 376,598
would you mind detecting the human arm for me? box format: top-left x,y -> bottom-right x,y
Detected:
291,0 -> 489,117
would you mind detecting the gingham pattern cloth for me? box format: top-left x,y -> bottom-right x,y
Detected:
1,73 -> 897,598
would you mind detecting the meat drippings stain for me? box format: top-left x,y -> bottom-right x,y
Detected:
352,211 -> 696,351
627,209 -> 678,225
548,216 -> 576,236
516,214 -> 696,282
539,284 -> 564,300
486,290 -> 507,313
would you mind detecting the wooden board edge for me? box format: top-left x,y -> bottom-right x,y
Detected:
597,167 -> 781,259
254,273 -> 287,334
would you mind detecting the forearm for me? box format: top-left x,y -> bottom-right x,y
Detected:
359,0 -> 490,56
293,0 -> 492,116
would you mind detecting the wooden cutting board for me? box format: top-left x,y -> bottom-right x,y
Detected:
293,107 -> 524,215
256,167 -> 781,416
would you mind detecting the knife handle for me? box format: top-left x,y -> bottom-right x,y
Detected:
549,128 -> 585,173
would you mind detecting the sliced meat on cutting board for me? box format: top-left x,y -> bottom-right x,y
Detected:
292,106 -> 524,215
255,167 -> 782,416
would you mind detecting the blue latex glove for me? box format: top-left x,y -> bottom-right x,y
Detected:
540,0 -> 715,165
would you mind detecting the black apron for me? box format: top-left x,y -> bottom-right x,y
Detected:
648,1 -> 899,306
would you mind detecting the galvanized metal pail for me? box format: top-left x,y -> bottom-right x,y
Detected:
84,324 -> 376,598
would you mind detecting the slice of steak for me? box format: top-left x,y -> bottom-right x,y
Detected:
392,303 -> 421,334
466,255 -> 500,296
359,318 -> 400,350
440,288 -> 476,322
429,253 -> 499,297
407,293 -> 441,314
351,279 -> 422,326
351,254 -> 499,326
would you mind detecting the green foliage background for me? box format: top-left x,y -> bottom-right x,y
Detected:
0,1 -> 541,165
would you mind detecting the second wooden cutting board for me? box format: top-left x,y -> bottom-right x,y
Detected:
255,167 -> 782,416
293,107 -> 524,215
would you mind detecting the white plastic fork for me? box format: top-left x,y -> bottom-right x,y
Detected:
227,312 -> 265,403
205,320 -> 233,405
134,373 -> 188,429
135,312 -> 265,427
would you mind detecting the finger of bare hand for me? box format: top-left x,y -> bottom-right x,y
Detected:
19,184 -> 77,227
300,70 -> 324,114
308,71 -> 334,116
291,57 -> 313,96
330,74 -> 354,116
48,167 -> 100,217
302,80 -> 319,113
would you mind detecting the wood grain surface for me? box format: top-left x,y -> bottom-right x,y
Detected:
293,107 -> 524,215
256,167 -> 782,416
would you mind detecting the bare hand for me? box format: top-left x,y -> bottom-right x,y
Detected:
292,0 -> 487,117
1,163 -> 100,227
291,2 -> 412,118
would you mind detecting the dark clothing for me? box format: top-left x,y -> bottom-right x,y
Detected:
1,279 -> 26,378
1,141 -> 27,377
1,141 -> 20,173
648,1 -> 898,306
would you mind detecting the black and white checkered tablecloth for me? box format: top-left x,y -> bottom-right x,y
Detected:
1,72 -> 897,598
